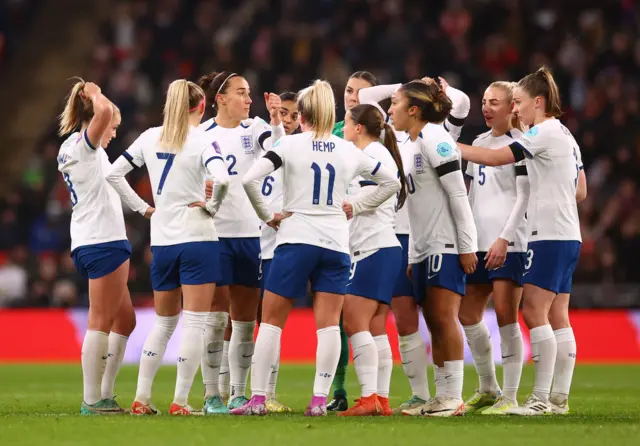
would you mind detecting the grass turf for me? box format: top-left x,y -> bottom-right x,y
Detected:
0,364 -> 638,446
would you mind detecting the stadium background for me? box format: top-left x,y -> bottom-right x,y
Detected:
0,0 -> 639,363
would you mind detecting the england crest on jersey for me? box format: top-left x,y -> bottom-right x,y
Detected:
414,154 -> 424,173
241,135 -> 252,153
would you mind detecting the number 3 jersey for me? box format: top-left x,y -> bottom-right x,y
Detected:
466,128 -> 528,253
199,117 -> 284,238
57,130 -> 128,251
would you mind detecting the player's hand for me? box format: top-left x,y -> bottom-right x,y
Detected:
264,92 -> 282,126
438,77 -> 450,93
267,211 -> 292,230
143,207 -> 155,219
342,201 -> 353,220
459,252 -> 478,274
406,264 -> 413,280
82,82 -> 101,101
205,179 -> 213,200
485,237 -> 508,270
189,202 -> 206,209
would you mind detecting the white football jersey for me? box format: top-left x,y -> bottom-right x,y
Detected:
348,142 -> 401,260
395,119 -> 464,235
199,117 -> 282,238
259,169 -> 283,260
113,126 -> 229,246
269,133 -> 398,254
57,131 -> 128,251
466,129 -> 527,252
404,123 -> 476,263
510,118 -> 582,242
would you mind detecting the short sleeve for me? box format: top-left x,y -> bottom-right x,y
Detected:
202,140 -> 225,169
251,117 -> 272,151
122,133 -> 146,168
575,145 -> 584,170
422,134 -> 460,169
510,126 -> 546,159
355,149 -> 383,178
465,161 -> 474,179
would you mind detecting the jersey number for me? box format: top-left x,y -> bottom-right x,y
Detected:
525,249 -> 534,270
262,176 -> 275,196
310,162 -> 335,205
156,152 -> 176,195
62,173 -> 78,206
226,154 -> 238,176
427,254 -> 442,278
478,165 -> 486,185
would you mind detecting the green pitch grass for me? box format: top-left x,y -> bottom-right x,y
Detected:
0,364 -> 638,446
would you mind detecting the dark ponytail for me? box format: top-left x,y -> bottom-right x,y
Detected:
399,79 -> 452,124
198,71 -> 239,111
517,66 -> 562,117
349,104 -> 409,209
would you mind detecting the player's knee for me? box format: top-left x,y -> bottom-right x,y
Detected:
458,306 -> 482,326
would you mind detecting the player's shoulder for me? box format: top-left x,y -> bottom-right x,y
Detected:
60,132 -> 81,151
506,128 -> 524,140
472,129 -> 493,146
243,116 -> 268,130
421,123 -> 456,155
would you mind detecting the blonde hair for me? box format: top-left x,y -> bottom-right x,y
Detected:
488,81 -> 525,132
58,78 -> 94,136
159,80 -> 205,152
297,80 -> 335,139
518,66 -> 562,117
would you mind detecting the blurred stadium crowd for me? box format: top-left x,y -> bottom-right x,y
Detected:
0,0 -> 638,308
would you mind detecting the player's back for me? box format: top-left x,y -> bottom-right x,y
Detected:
517,119 -> 581,242
57,131 -> 126,251
133,126 -> 217,246
276,133 -> 370,254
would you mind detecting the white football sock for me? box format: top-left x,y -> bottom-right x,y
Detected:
82,330 -> 109,405
251,323 -> 281,397
550,327 -> 576,402
229,320 -> 256,401
101,332 -> 128,399
350,331 -> 378,398
444,360 -> 464,400
374,334 -> 393,398
499,323 -> 524,401
398,332 -> 430,401
135,314 -> 179,404
267,350 -> 281,397
174,311 -> 207,406
218,340 -> 230,399
530,324 -> 557,402
463,321 -> 500,394
434,364 -> 445,398
313,326 -> 340,397
201,312 -> 228,399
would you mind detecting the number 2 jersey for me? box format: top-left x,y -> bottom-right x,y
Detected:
106,126 -> 229,246
466,128 -> 528,252
199,117 -> 284,238
57,130 -> 144,251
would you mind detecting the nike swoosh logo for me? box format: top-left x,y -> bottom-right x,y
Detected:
219,371 -> 229,375
502,354 -> 515,359
242,354 -> 253,358
523,272 -> 530,276
423,408 -> 455,414
428,274 -> 439,280
208,349 -> 222,354
532,355 -> 540,361
353,354 -> 362,361
401,361 -> 411,365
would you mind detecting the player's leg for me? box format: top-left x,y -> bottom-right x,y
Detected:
327,316 -> 350,411
421,254 -> 466,417
548,293 -> 575,414
101,287 -> 136,410
74,243 -> 131,415
227,238 -> 261,410
230,243 -> 312,416
169,241 -> 219,416
371,304 -> 393,416
396,261 -> 432,416
507,241 -> 580,416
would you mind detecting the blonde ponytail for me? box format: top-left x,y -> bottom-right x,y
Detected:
58,78 -> 92,136
159,80 -> 205,152
297,80 -> 335,139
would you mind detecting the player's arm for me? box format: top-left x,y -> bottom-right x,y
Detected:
464,161 -> 474,193
500,163 -> 530,244
82,82 -> 114,150
242,150 -> 282,223
349,153 -> 401,217
358,83 -> 401,105
253,110 -> 286,155
201,141 -> 230,215
440,77 -> 470,142
105,141 -> 153,218
576,169 -> 587,202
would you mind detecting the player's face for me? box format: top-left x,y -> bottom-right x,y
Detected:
513,86 -> 535,127
344,77 -> 373,112
279,100 -> 300,135
482,86 -> 512,129
100,111 -> 121,148
219,76 -> 252,121
342,111 -> 359,142
388,90 -> 410,132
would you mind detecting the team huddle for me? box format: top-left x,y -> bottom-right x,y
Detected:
56,65 -> 585,418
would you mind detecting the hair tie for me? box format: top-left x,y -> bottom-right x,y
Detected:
189,98 -> 205,112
